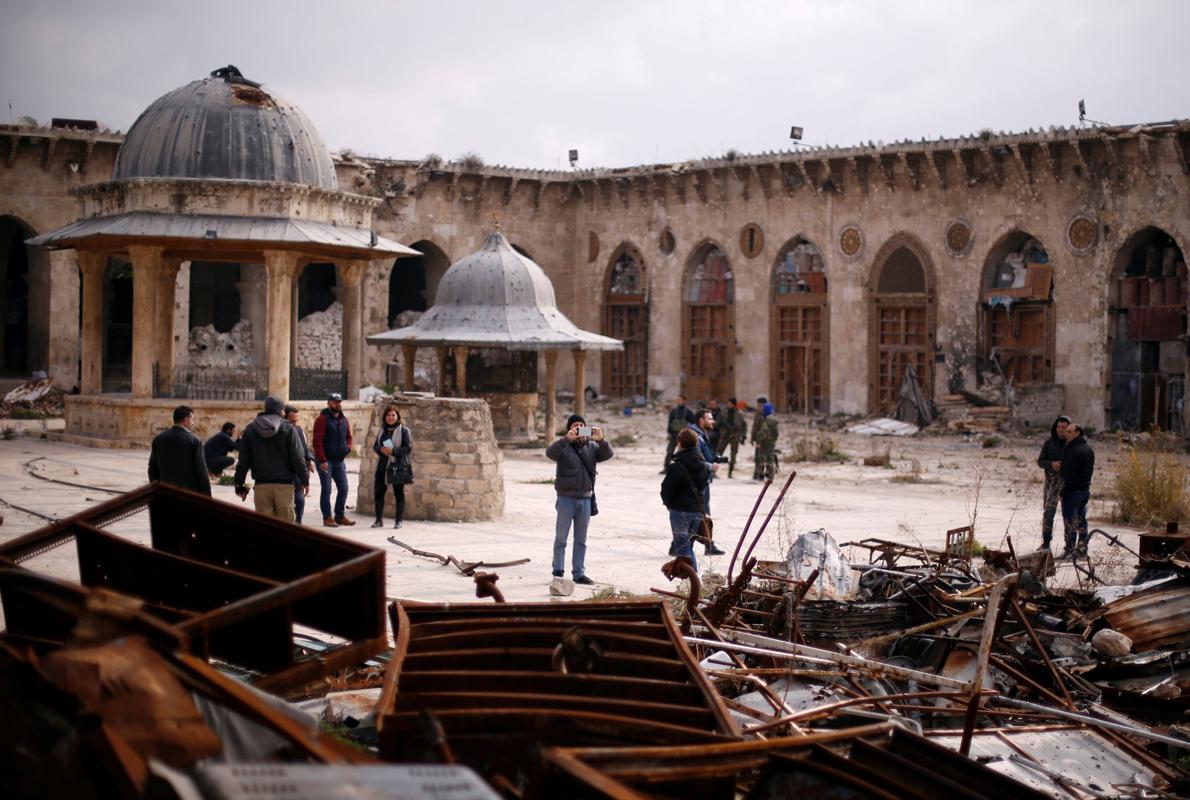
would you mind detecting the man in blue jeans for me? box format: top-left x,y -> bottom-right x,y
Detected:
1058,421 -> 1095,559
313,392 -> 355,528
545,414 -> 613,590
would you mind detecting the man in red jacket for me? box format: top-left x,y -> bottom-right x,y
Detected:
312,392 -> 355,527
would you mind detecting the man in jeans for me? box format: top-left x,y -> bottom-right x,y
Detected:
313,392 -> 355,527
285,405 -> 316,523
1059,421 -> 1095,558
233,396 -> 309,522
545,413 -> 613,590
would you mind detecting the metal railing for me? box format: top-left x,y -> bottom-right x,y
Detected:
156,364 -> 267,401
289,367 -> 347,401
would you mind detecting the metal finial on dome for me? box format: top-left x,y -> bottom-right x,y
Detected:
492,212 -> 501,231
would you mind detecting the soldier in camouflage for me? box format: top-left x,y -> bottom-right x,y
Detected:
717,396 -> 748,478
753,402 -> 779,482
749,396 -> 768,480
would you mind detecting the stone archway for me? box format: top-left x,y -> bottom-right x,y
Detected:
978,231 -> 1055,387
1108,226 -> 1187,432
868,235 -> 936,414
601,243 -> 649,398
683,240 -> 734,402
389,239 -> 450,325
771,236 -> 828,414
0,216 -> 33,375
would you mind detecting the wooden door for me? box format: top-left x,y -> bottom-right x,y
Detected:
983,304 -> 1052,384
775,304 -> 825,413
602,302 -> 648,397
686,304 -> 733,401
874,302 -> 930,414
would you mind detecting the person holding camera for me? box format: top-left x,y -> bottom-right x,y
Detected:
371,405 -> 412,529
661,427 -> 709,570
233,395 -> 309,523
545,413 -> 613,588
688,409 -> 727,555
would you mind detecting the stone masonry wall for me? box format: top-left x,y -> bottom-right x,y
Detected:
356,395 -> 504,522
296,302 -> 343,370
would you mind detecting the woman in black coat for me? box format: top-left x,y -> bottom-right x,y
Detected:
371,405 -> 412,528
660,427 -> 708,570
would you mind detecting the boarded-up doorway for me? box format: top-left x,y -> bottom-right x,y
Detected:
602,244 -> 649,398
771,237 -> 828,413
1109,227 -> 1187,432
683,242 -> 734,402
979,232 -> 1055,388
869,238 -> 935,415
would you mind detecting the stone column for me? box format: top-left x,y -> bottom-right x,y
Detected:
173,261 -> 191,370
337,262 -> 366,396
572,349 -> 587,417
543,350 -> 558,437
264,250 -> 302,399
290,279 -> 300,369
402,344 -> 416,391
236,264 -> 268,367
127,245 -> 164,398
436,347 -> 447,395
454,346 -> 469,397
77,251 -> 107,395
154,259 -> 182,394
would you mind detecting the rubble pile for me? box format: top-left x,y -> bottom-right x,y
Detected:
187,320 -> 256,368
1,477 -> 1188,798
295,301 -> 343,370
0,376 -> 64,418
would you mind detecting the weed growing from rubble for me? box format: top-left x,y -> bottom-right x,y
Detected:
890,458 -> 925,484
862,445 -> 892,468
1113,444 -> 1190,528
788,434 -> 847,463
217,474 -> 236,486
587,585 -> 636,601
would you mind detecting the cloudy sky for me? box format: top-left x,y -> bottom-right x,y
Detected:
3,1 -> 1188,169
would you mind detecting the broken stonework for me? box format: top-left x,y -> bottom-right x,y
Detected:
188,320 -> 255,368
296,302 -> 343,370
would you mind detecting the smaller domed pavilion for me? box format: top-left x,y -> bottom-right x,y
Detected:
30,66 -> 418,442
368,230 -> 621,436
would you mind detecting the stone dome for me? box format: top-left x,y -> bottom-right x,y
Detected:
434,230 -> 558,309
112,66 -> 338,189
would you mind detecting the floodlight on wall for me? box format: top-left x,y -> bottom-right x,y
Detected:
568,149 -> 579,167
789,126 -> 804,141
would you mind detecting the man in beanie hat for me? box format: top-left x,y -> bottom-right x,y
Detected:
234,395 -> 309,522
545,413 -> 613,591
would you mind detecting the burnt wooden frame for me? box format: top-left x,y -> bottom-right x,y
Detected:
0,483 -> 386,694
867,234 -> 937,415
601,242 -> 650,398
681,240 -> 736,402
770,237 -> 830,414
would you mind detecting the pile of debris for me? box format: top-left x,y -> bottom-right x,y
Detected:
2,479 -> 1188,798
1,375 -> 65,418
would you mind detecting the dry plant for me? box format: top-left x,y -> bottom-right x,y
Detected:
788,434 -> 847,464
1113,445 -> 1190,528
890,458 -> 930,484
863,444 -> 892,468
964,465 -> 985,538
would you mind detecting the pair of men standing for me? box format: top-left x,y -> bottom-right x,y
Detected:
1038,415 -> 1095,558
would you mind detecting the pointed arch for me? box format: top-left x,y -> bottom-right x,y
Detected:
601,242 -> 649,397
1107,225 -> 1187,431
390,239 -> 450,326
977,230 -> 1054,387
770,235 -> 829,413
682,239 -> 734,401
867,233 -> 937,414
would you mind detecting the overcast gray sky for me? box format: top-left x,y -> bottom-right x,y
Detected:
3,1 -> 1188,169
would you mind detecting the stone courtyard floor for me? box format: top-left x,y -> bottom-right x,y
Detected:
0,407 -> 1155,609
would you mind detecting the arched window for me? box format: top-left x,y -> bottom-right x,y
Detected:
602,245 -> 649,397
1109,227 -> 1187,431
868,238 -> 935,414
979,232 -> 1054,387
389,240 -> 451,326
772,238 -> 828,413
683,242 -> 734,401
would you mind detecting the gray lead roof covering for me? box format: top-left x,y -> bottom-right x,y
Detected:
367,231 -> 623,351
113,71 -> 338,189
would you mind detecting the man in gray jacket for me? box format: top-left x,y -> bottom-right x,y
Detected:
233,396 -> 309,523
545,413 -> 613,588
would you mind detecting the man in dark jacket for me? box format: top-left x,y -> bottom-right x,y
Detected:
313,392 -> 355,527
233,395 -> 309,523
546,413 -> 613,589
1058,422 -> 1095,558
148,405 -> 211,496
1036,415 -> 1069,550
285,405 -> 316,524
662,394 -> 694,471
203,422 -> 239,475
661,428 -> 709,571
688,409 -> 726,555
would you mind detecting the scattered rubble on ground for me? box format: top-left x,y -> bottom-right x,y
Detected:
2,477 -> 1189,798
0,376 -> 65,418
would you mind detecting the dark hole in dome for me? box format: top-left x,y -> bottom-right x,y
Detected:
232,86 -> 268,106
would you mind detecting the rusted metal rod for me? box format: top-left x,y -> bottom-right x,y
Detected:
741,470 -> 798,569
854,608 -> 983,650
746,690 -> 986,734
1009,597 -> 1076,710
728,479 -> 772,583
959,573 -> 1017,756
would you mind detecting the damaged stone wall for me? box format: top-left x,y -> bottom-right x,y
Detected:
295,301 -> 343,370
187,321 -> 255,368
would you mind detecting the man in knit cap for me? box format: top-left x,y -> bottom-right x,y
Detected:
233,395 -> 309,523
545,413 -> 613,593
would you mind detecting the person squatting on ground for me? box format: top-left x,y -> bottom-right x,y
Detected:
313,392 -> 355,527
753,402 -> 779,481
233,396 -> 309,522
148,405 -> 212,496
688,408 -> 727,555
663,394 -> 694,471
717,396 -> 748,478
203,421 -> 239,476
546,413 -> 613,587
371,405 -> 412,529
1037,415 -> 1070,550
661,428 -> 709,572
1059,421 -> 1095,558
284,405 -> 316,524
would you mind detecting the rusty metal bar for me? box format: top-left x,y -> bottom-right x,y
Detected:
959,574 -> 1017,756
727,479 -> 772,583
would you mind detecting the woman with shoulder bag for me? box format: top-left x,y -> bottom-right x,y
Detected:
371,405 -> 412,528
660,428 -> 708,571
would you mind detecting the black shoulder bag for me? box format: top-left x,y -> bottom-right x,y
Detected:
386,425 -> 414,486
578,447 -> 599,516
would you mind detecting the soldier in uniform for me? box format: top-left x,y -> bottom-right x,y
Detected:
754,402 -> 779,482
717,397 -> 748,478
750,396 -> 769,480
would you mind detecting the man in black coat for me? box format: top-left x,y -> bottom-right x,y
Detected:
1036,415 -> 1069,550
233,395 -> 309,523
148,405 -> 212,496
1058,422 -> 1095,558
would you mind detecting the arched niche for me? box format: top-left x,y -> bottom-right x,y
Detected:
1108,226 -> 1187,431
0,216 -> 35,375
601,243 -> 649,398
390,240 -> 450,326
978,231 -> 1054,387
682,240 -> 734,402
771,236 -> 829,413
103,256 -> 134,393
298,262 -> 338,318
188,261 -> 243,333
867,235 -> 936,414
